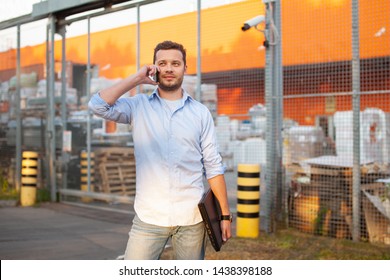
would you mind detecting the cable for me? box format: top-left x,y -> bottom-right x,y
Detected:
266,2 -> 280,46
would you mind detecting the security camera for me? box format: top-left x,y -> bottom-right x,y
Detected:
241,15 -> 265,31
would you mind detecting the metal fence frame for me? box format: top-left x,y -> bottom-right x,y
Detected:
1,0 -> 388,243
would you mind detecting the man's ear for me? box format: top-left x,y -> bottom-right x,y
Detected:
184,65 -> 188,73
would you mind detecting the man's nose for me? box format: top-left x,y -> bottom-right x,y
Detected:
165,63 -> 173,71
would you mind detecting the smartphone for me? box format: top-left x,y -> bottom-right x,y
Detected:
149,70 -> 159,83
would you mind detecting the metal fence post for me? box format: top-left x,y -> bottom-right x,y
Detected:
86,16 -> 93,196
264,0 -> 283,234
47,16 -> 57,202
352,0 -> 361,242
15,24 -> 22,192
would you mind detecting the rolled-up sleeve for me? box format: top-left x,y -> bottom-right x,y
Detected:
88,92 -> 133,124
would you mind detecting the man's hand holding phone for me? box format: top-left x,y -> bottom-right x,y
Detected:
147,65 -> 159,84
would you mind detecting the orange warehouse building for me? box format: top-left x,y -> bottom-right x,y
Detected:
0,0 -> 389,124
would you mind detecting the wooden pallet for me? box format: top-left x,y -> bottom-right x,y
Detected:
288,159 -> 390,240
93,147 -> 136,196
99,162 -> 136,196
288,162 -> 390,190
94,147 -> 135,163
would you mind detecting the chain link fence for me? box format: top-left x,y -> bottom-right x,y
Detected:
0,0 -> 389,245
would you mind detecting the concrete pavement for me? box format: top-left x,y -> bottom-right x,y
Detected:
0,170 -> 240,260
0,203 -> 133,260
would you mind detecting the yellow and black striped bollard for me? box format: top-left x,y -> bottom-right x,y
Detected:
80,151 -> 94,203
21,151 -> 39,206
236,164 -> 260,238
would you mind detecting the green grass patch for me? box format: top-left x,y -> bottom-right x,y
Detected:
0,173 -> 19,200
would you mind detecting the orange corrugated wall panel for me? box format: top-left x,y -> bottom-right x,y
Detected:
0,0 -> 389,77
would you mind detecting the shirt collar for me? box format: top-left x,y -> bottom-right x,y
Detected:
149,88 -> 193,104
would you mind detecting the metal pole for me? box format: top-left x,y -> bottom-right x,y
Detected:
48,16 -> 57,202
45,20 -> 50,190
351,0 -> 361,242
264,0 -> 283,233
196,0 -> 202,102
15,24 -> 22,192
86,17 -> 92,193
273,0 -> 284,228
60,25 -> 67,133
264,3 -> 274,234
59,23 -> 69,193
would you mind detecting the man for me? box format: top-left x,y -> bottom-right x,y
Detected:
88,40 -> 231,260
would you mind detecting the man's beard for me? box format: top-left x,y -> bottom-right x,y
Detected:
158,76 -> 183,92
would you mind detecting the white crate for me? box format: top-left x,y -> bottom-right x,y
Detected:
334,108 -> 390,163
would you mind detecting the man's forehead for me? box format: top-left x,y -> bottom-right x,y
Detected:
155,49 -> 183,61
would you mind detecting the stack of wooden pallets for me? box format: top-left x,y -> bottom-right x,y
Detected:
94,147 -> 136,197
287,156 -> 390,240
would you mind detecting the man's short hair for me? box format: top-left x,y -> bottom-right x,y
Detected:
153,41 -> 187,65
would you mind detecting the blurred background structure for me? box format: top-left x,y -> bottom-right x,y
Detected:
0,0 -> 389,245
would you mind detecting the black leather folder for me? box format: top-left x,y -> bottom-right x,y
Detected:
198,188 -> 223,252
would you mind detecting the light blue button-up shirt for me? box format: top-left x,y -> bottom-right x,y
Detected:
88,89 -> 224,226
